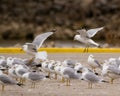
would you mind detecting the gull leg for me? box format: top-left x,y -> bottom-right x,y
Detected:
86,44 -> 89,53
31,82 -> 33,88
87,46 -> 89,53
61,77 -> 65,83
88,82 -> 90,88
110,78 -> 114,84
68,79 -> 70,86
19,78 -> 22,83
83,47 -> 86,53
19,78 -> 24,84
31,82 -> 34,88
66,79 -> 69,86
54,73 -> 57,79
33,82 -> 36,88
90,83 -> 92,89
2,85 -> 5,91
66,79 -> 68,86
84,44 -> 89,53
22,78 -> 26,84
88,82 -> 92,89
48,72 -> 50,77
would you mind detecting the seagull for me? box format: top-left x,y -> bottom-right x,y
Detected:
6,57 -> 26,67
74,27 -> 104,52
60,65 -> 80,86
22,71 -> 47,88
102,60 -> 120,84
74,62 -> 83,73
41,60 -> 51,77
21,29 -> 56,62
0,70 -> 23,91
62,59 -> 76,68
8,66 -> 18,80
14,64 -> 29,84
87,54 -> 102,72
81,67 -> 108,88
48,60 -> 58,79
54,61 -> 62,78
34,51 -> 47,63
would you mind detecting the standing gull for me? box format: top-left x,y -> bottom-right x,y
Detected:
22,71 -> 47,88
0,70 -> 23,91
21,29 -> 56,62
102,60 -> 120,84
60,65 -> 80,86
81,68 -> 108,89
74,27 -> 104,52
87,54 -> 102,72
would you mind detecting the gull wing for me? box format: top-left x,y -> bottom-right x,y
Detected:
76,29 -> 87,37
87,27 -> 104,38
29,72 -> 45,81
63,67 -> 79,79
25,43 -> 37,52
108,66 -> 120,75
85,72 -> 100,82
35,51 -> 47,60
94,59 -> 102,68
32,32 -> 53,49
0,74 -> 17,84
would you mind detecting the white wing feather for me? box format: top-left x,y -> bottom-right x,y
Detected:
32,32 -> 53,49
87,27 -> 104,38
35,51 -> 47,60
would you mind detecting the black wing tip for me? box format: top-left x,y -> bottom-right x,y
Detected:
17,83 -> 24,86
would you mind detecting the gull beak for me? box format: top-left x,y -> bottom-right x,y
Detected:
20,48 -> 23,52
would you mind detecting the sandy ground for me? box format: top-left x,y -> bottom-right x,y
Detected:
0,53 -> 120,96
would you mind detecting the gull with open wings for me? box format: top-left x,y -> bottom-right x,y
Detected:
21,29 -> 56,61
74,27 -> 104,52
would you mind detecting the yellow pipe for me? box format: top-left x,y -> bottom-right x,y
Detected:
0,48 -> 120,53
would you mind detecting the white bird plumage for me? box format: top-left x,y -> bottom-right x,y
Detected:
22,71 -> 46,88
74,27 -> 104,52
22,32 -> 54,56
102,60 -> 120,84
87,54 -> 102,72
0,70 -> 23,91
81,67 -> 108,88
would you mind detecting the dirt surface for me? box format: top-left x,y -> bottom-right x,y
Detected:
0,53 -> 120,96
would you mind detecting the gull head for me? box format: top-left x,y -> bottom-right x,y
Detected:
89,54 -> 94,58
74,35 -> 80,40
0,56 -> 5,60
22,44 -> 28,52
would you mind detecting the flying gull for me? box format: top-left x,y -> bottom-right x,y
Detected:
74,27 -> 104,52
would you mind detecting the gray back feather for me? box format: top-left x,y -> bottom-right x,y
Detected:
63,67 -> 79,79
0,74 -> 16,85
85,72 -> 100,82
32,32 -> 53,49
29,72 -> 45,81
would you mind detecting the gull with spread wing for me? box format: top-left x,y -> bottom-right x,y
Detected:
21,29 -> 56,61
74,27 -> 104,52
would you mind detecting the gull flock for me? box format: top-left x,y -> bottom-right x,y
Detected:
0,27 -> 120,92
